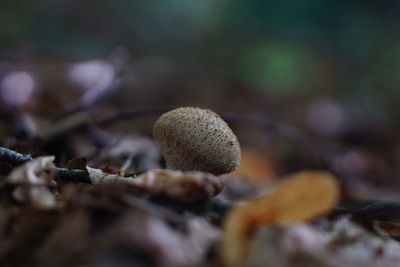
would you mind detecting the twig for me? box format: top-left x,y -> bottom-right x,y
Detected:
222,112 -> 351,184
56,168 -> 91,183
61,81 -> 119,119
0,146 -> 91,183
36,107 -> 170,146
221,112 -> 345,159
119,154 -> 134,176
0,146 -> 33,164
96,107 -> 172,127
221,113 -> 313,146
37,112 -> 91,143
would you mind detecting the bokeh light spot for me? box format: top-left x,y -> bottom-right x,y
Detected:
307,99 -> 345,136
68,60 -> 115,91
1,71 -> 36,106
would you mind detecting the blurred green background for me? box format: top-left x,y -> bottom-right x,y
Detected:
1,0 -> 400,126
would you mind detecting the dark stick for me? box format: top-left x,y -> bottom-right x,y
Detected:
221,112 -> 346,158
221,113 -> 311,145
56,168 -> 91,183
0,147 -> 33,165
0,146 -> 91,183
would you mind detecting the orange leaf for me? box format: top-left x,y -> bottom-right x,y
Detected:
374,221 -> 400,236
233,150 -> 275,183
220,170 -> 340,267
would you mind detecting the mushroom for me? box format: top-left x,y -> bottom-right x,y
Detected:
153,107 -> 241,175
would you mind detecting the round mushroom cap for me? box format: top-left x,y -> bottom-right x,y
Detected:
153,107 -> 241,175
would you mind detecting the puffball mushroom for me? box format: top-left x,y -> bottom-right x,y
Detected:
153,107 -> 241,175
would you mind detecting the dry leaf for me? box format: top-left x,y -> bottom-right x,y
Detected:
116,212 -> 219,267
186,217 -> 221,259
132,169 -> 222,204
233,149 -> 275,184
374,221 -> 400,237
87,166 -> 133,184
220,170 -> 340,267
248,218 -> 400,267
86,168 -> 222,204
6,156 -> 57,209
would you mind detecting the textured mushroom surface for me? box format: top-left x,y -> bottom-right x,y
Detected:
153,107 -> 241,175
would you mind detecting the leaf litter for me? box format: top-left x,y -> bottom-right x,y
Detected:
1,103 -> 400,267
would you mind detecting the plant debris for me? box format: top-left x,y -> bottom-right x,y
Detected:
6,156 -> 57,209
0,102 -> 399,267
132,169 -> 222,204
220,170 -> 340,267
247,218 -> 400,267
86,168 -> 222,205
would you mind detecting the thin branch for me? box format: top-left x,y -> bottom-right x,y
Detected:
56,168 -> 91,183
96,107 -> 172,127
37,112 -> 91,143
221,113 -> 312,145
0,147 -> 33,165
221,112 -> 346,158
221,112 -> 351,184
0,146 -> 91,183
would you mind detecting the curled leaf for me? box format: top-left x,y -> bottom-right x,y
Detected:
6,156 -> 57,209
87,166 -> 133,184
220,170 -> 340,267
133,169 -> 222,204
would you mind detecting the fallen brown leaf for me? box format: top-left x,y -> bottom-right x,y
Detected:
374,221 -> 400,237
247,218 -> 400,267
132,169 -> 222,204
220,170 -> 340,267
233,149 -> 275,184
86,167 -> 222,204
